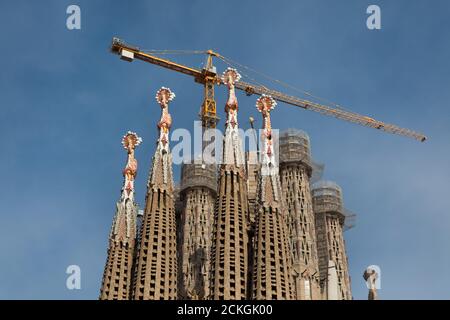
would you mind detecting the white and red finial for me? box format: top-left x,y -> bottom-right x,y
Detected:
121,131 -> 142,197
256,95 -> 277,164
155,87 -> 175,149
222,67 -> 241,86
256,94 -> 277,114
223,68 -> 241,130
121,131 -> 143,152
155,86 -> 176,108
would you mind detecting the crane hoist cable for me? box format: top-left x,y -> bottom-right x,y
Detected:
140,49 -> 207,55
218,53 -> 354,114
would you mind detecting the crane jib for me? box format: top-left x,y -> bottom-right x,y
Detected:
110,37 -> 427,142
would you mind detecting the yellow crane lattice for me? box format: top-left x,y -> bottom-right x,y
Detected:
110,37 -> 426,142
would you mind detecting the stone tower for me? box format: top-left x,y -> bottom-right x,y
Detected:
100,131 -> 142,300
178,160 -> 217,299
251,95 -> 294,300
132,87 -> 177,300
312,181 -> 352,300
279,129 -> 321,300
210,68 -> 249,300
245,150 -> 259,295
245,150 -> 259,226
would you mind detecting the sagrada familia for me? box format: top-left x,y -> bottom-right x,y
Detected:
99,68 -> 353,300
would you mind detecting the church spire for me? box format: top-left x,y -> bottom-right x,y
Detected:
110,131 -> 142,243
147,87 -> 176,190
100,131 -> 141,300
210,68 -> 250,299
252,95 -> 294,300
133,87 -> 178,300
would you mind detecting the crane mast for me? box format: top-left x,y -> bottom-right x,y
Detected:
200,50 -> 220,128
110,37 -> 426,142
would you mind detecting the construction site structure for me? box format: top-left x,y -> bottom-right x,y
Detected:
178,159 -> 217,299
279,129 -> 321,300
132,87 -> 178,300
312,180 -> 352,300
99,132 -> 141,300
210,68 -> 250,299
98,37 -> 428,300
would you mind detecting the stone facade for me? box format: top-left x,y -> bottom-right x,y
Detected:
99,201 -> 137,300
178,161 -> 216,299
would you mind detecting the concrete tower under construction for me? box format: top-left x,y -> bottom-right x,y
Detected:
132,87 -> 178,300
279,129 -> 321,300
178,160 -> 217,299
210,68 -> 249,300
251,95 -> 294,300
312,181 -> 352,300
100,132 -> 142,300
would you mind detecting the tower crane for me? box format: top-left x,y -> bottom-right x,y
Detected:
110,37 -> 426,142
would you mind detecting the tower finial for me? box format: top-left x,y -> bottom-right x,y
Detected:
155,87 -> 175,151
221,68 -> 245,166
256,94 -> 277,176
222,68 -> 241,129
121,131 -> 142,199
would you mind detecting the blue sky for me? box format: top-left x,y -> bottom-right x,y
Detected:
0,0 -> 449,299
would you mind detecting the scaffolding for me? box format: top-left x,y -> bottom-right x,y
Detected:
311,181 -> 355,230
279,128 -> 312,173
311,181 -> 344,215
